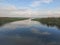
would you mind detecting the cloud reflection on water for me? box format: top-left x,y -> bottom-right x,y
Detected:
31,28 -> 51,35
0,20 -> 60,45
1,20 -> 40,30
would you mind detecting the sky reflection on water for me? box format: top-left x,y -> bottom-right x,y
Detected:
0,20 -> 60,45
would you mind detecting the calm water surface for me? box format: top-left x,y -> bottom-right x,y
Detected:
0,19 -> 60,45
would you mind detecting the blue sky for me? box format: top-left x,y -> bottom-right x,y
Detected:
0,0 -> 60,17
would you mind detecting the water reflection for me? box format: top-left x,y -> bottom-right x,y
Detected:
0,19 -> 60,45
40,22 -> 60,29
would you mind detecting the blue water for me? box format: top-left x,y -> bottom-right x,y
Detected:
0,19 -> 60,45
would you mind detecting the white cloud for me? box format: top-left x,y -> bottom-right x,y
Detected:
30,0 -> 53,7
30,1 -> 41,7
0,4 -> 60,17
42,0 -> 53,3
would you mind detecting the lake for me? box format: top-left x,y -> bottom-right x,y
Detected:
0,19 -> 60,45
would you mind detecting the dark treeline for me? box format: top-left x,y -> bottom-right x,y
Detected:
32,17 -> 60,28
0,17 -> 28,26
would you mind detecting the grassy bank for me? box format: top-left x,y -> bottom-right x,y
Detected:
32,17 -> 60,28
0,17 -> 28,26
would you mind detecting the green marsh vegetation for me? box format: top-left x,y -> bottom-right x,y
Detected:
0,17 -> 28,26
32,17 -> 60,28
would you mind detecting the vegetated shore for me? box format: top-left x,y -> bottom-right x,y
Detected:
32,17 -> 60,28
0,17 -> 28,26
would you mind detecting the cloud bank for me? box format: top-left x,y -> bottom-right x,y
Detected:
0,0 -> 60,17
0,5 -> 60,17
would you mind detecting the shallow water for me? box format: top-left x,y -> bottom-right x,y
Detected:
0,19 -> 60,45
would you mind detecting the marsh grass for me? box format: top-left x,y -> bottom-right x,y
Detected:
32,17 -> 60,28
0,17 -> 28,26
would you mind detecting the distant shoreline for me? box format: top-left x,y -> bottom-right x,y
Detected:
0,17 -> 28,26
32,17 -> 60,28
